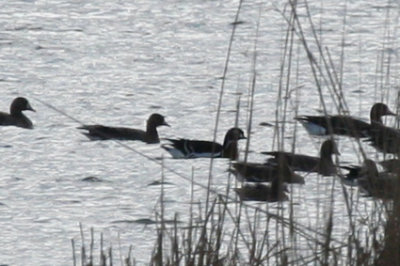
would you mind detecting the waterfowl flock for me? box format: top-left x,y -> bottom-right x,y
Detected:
4,97 -> 400,202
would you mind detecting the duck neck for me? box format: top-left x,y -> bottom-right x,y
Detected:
10,106 -> 22,116
370,109 -> 382,123
318,148 -> 336,175
271,177 -> 284,198
320,150 -> 334,164
146,124 -> 159,142
280,162 -> 291,179
222,140 -> 238,160
367,167 -> 379,184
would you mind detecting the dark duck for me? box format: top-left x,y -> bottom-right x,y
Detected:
262,139 -> 339,176
295,103 -> 395,138
78,113 -> 169,143
0,97 -> 35,129
162,127 -> 246,160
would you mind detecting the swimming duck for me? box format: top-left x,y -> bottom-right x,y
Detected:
234,178 -> 289,202
162,127 -> 246,160
230,159 -> 305,184
356,159 -> 400,199
262,139 -> 339,176
78,113 -> 169,143
0,97 -> 35,129
295,103 -> 395,138
364,121 -> 400,155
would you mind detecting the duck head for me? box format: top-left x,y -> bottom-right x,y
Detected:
10,97 -> 35,114
148,113 -> 170,128
370,103 -> 396,123
321,139 -> 340,157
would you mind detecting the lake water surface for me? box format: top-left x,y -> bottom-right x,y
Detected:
0,0 -> 399,265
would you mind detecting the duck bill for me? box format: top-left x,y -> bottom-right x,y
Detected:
27,103 -> 36,112
163,122 -> 170,127
386,110 -> 397,117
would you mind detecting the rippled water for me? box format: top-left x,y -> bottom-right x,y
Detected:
0,0 -> 399,265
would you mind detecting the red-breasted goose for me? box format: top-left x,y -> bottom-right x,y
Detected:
162,127 -> 246,160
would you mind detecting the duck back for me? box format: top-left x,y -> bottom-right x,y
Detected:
0,112 -> 33,129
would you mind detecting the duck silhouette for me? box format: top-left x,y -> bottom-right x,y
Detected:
0,97 -> 35,129
78,113 -> 169,143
